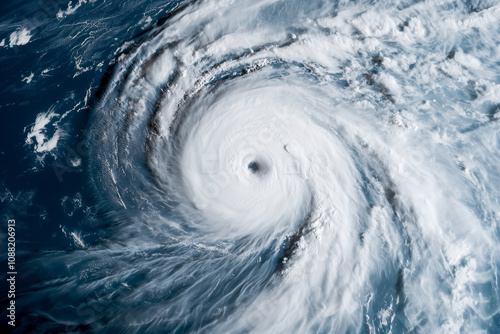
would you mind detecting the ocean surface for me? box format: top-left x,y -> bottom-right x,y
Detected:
1,0 -> 500,333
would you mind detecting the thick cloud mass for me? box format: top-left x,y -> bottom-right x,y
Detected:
20,0 -> 500,333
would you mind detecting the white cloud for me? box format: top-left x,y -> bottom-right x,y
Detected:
25,109 -> 63,153
9,28 -> 32,47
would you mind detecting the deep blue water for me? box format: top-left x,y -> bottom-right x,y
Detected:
0,1 -> 183,331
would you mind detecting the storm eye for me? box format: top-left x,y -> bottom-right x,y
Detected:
248,161 -> 260,173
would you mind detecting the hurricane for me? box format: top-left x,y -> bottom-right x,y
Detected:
14,0 -> 500,333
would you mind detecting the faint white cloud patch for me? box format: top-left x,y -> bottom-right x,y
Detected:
57,0 -> 91,19
22,72 -> 34,84
8,28 -> 32,47
25,108 -> 64,153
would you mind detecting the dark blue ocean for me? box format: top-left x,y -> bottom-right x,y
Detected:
1,0 -> 500,333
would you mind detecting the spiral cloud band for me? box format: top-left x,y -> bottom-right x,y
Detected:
21,0 -> 500,333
